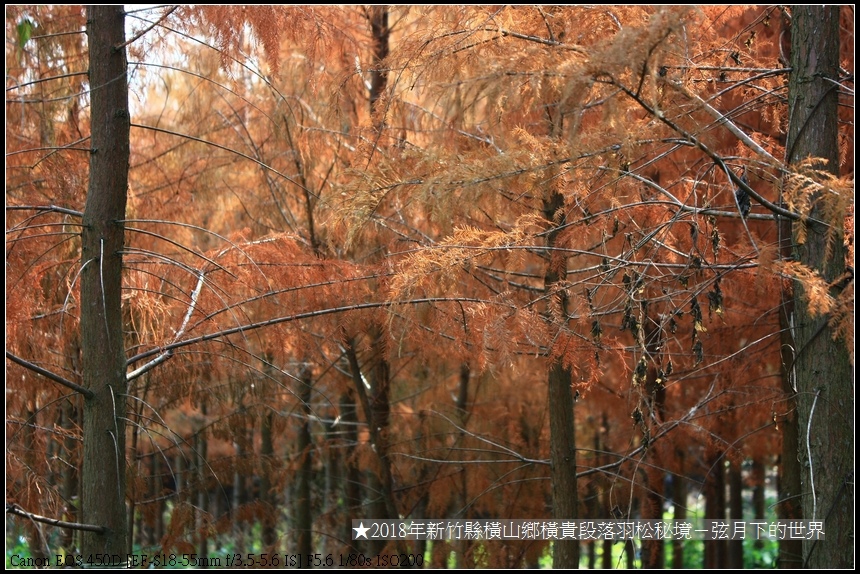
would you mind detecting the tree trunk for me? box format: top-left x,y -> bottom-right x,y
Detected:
703,453 -> 726,569
194,421 -> 209,558
601,414 -> 614,570
22,403 -> 49,561
787,6 -> 853,569
340,390 -> 363,552
543,190 -> 579,569
641,468 -> 665,568
671,449 -> 687,569
80,5 -> 130,558
728,461 -> 744,569
367,5 -> 390,128
451,363 -> 471,568
232,439 -> 245,550
60,409 -> 79,550
295,367 -> 314,557
260,409 -> 277,549
778,344 -> 803,568
751,459 -> 767,565
344,334 -> 400,556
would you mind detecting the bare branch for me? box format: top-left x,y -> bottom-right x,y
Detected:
6,503 -> 106,534
6,351 -> 93,399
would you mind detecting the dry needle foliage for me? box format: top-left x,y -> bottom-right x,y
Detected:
5,5 -> 853,565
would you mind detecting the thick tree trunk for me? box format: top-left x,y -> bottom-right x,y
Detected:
787,6 -> 853,569
80,5 -> 130,558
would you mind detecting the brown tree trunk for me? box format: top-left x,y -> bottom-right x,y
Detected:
776,13 -> 802,564
260,408 -> 277,549
80,4 -> 130,557
601,414 -> 614,570
543,190 -> 579,569
450,363 -> 472,568
340,390 -> 363,552
21,403 -> 49,561
344,334 -> 400,556
367,5 -> 390,127
787,6 -> 853,569
295,367 -> 314,557
778,346 -> 803,568
751,459 -> 766,563
703,454 -> 726,569
232,438 -> 245,550
150,453 -> 163,547
322,414 -> 340,556
671,449 -> 687,569
728,461 -> 744,569
194,421 -> 209,558
640,467 -> 665,568
60,400 -> 80,553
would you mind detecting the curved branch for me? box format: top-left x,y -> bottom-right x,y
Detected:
117,5 -> 179,51
130,123 -> 318,200
126,297 -> 497,367
664,75 -> 784,164
606,77 -> 808,223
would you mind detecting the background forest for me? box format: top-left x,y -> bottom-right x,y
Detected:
5,5 -> 854,569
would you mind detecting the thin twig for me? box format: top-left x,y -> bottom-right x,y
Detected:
116,5 -> 179,51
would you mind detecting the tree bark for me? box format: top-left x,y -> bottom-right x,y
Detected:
728,461 -> 744,569
80,5 -> 130,557
787,6 -> 853,569
260,408 -> 277,549
344,334 -> 400,554
543,190 -> 579,569
751,459 -> 766,563
367,5 -> 390,129
194,419 -> 209,558
703,453 -> 726,569
295,367 -> 314,557
777,9 -> 803,566
671,450 -> 686,569
640,467 -> 665,568
340,390 -> 363,552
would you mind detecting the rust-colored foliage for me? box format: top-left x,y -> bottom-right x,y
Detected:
6,5 -> 853,567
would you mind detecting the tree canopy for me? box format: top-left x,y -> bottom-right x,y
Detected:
5,5 -> 853,569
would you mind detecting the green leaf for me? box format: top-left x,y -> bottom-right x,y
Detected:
17,17 -> 34,50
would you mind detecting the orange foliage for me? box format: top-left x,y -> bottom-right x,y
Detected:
6,5 -> 853,565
